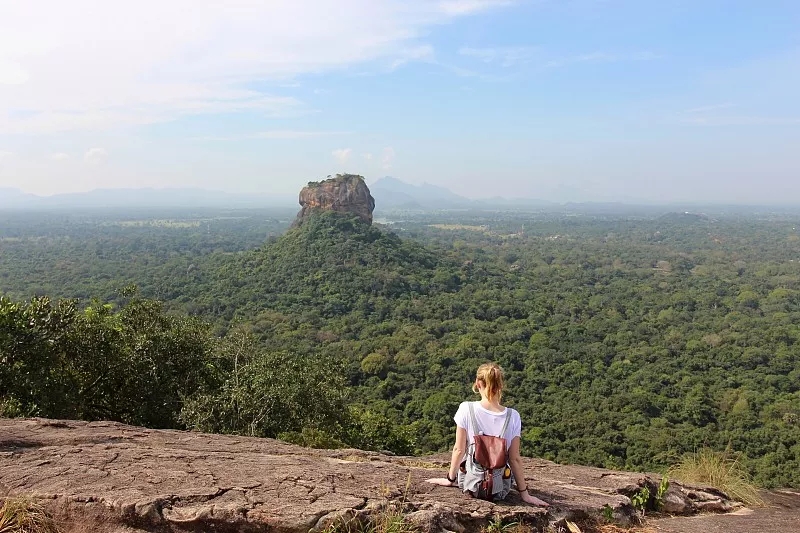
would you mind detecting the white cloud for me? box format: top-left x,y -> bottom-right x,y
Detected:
0,151 -> 12,160
84,147 -> 107,165
381,147 -> 396,169
50,152 -> 70,160
363,153 -> 373,161
0,1 -> 513,134
332,148 -> 353,164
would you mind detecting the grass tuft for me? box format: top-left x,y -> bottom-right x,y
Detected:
323,474 -> 418,533
370,506 -> 417,533
667,448 -> 763,506
0,497 -> 60,533
483,515 -> 523,533
595,526 -> 656,533
392,459 -> 444,470
321,506 -> 417,533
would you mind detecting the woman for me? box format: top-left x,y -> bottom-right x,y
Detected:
426,362 -> 549,507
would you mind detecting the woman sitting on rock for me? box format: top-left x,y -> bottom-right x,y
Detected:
426,362 -> 550,507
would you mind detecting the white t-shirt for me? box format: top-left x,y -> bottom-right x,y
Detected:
454,401 -> 522,450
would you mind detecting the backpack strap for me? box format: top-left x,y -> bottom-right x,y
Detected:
498,408 -> 511,438
468,402 -> 512,439
467,401 -> 482,437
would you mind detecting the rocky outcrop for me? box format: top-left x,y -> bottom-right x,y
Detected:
295,174 -> 375,225
1,418 -> 743,533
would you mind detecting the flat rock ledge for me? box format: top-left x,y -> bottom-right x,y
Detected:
1,418 -> 740,533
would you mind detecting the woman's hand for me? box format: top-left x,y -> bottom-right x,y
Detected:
425,477 -> 457,487
520,490 -> 550,507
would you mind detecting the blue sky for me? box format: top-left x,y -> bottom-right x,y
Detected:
1,0 -> 799,203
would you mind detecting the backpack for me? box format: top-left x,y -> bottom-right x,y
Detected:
457,402 -> 513,501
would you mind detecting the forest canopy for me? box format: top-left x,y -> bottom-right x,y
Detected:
1,206 -> 799,487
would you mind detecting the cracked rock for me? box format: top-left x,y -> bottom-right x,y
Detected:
1,417 -> 743,533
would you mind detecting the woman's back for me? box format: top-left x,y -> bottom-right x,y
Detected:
454,401 -> 521,449
425,362 -> 550,507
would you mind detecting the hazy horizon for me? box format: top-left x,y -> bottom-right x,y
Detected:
2,1 -> 799,204
5,177 -> 800,209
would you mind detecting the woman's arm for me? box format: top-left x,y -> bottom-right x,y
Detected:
508,437 -> 550,506
426,426 -> 467,487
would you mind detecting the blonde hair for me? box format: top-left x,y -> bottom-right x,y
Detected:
472,362 -> 504,400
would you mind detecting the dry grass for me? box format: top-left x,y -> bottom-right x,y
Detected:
595,526 -> 656,533
539,522 -> 656,533
392,459 -> 443,470
339,454 -> 372,463
500,523 -> 532,533
322,506 -> 417,533
370,507 -> 417,533
482,515 -> 525,533
668,448 -> 764,506
0,497 -> 60,533
325,473 -> 418,533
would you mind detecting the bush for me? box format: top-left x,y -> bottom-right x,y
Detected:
180,330 -> 349,439
668,448 -> 763,506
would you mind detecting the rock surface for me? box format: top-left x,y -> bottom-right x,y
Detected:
296,174 -> 375,225
1,418 -> 741,533
651,490 -> 800,533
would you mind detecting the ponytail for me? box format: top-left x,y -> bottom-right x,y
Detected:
472,362 -> 505,400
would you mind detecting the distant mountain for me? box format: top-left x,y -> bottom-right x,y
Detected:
0,188 -> 39,208
369,177 -> 556,211
0,188 -> 297,209
369,177 -> 471,209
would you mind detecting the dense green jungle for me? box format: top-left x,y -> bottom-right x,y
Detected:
1,206 -> 799,487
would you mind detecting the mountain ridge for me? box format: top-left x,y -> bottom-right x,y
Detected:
1,179 -> 550,210
4,180 -> 798,213
0,187 -> 297,209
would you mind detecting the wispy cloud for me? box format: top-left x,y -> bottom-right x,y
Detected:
390,45 -> 436,70
459,46 -> 537,67
50,152 -> 70,160
544,51 -> 661,68
683,103 -> 736,114
332,148 -> 353,164
680,116 -> 800,126
193,130 -> 349,141
437,63 -> 482,78
0,151 -> 13,160
381,147 -> 396,169
84,147 -> 107,165
676,103 -> 800,126
0,59 -> 29,85
0,1 -> 512,134
438,0 -> 514,15
459,46 -> 660,70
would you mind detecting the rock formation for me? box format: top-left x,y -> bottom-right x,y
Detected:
0,418 -> 747,533
295,174 -> 376,225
